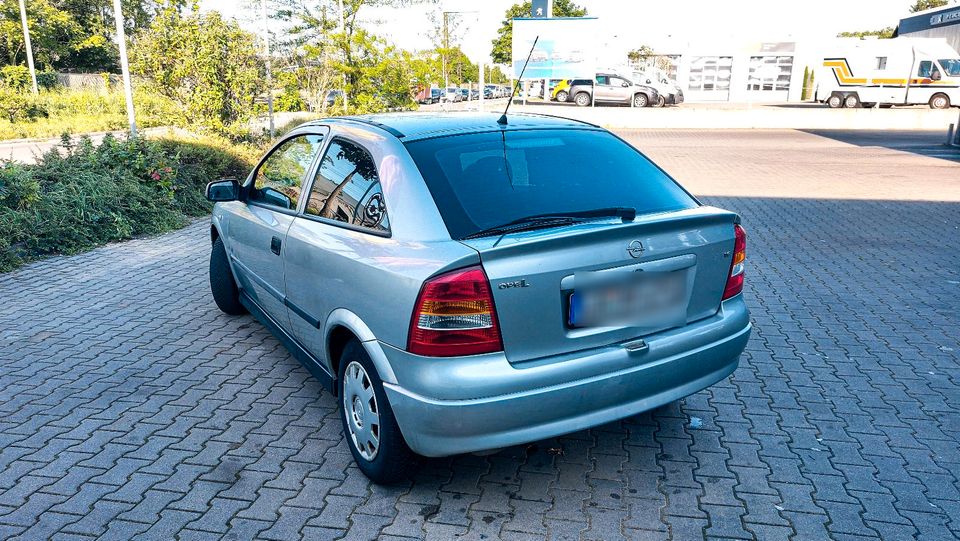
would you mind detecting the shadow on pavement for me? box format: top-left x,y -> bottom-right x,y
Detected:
801,129 -> 960,162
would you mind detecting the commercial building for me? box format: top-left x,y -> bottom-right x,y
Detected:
633,39 -> 813,103
897,3 -> 960,52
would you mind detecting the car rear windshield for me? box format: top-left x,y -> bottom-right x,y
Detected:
404,129 -> 698,239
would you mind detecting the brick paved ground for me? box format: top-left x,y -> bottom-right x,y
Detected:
1,130 -> 958,540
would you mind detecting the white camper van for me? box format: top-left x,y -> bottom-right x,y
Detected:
815,38 -> 960,109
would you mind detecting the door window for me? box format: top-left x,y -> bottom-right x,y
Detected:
249,134 -> 325,210
595,75 -> 609,85
917,60 -> 941,80
609,76 -> 630,88
305,138 -> 390,233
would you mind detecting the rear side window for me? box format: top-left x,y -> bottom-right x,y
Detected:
305,138 -> 389,233
250,134 -> 325,210
405,129 -> 697,239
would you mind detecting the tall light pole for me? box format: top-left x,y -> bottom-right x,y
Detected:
260,0 -> 275,138
17,0 -> 38,94
338,0 -> 348,115
112,0 -> 136,136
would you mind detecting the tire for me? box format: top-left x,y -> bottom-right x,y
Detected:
338,339 -> 417,484
930,93 -> 951,110
556,90 -> 568,102
843,94 -> 860,108
656,95 -> 666,107
209,237 -> 246,315
633,93 -> 649,108
574,92 -> 591,106
827,94 -> 843,109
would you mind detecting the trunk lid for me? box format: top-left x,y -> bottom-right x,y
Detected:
460,206 -> 738,364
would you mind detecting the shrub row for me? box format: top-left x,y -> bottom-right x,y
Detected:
0,133 -> 258,272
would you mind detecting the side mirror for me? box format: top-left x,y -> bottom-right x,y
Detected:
259,187 -> 293,209
646,79 -> 652,84
206,178 -> 239,202
932,71 -> 942,81
622,82 -> 630,87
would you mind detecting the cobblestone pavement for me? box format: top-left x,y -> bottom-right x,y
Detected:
1,130 -> 959,540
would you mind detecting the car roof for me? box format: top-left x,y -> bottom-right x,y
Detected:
304,112 -> 601,142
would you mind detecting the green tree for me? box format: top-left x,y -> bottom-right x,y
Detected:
909,0 -> 949,12
273,0 -> 422,112
0,0 -> 175,72
836,27 -> 896,39
490,0 -> 587,65
131,4 -> 264,132
0,0 -> 81,68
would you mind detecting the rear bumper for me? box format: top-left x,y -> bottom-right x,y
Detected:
382,296 -> 750,457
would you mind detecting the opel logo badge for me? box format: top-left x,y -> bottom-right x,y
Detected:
627,240 -> 645,259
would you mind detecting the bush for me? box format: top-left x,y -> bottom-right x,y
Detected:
0,65 -> 31,89
0,89 -> 48,123
36,71 -> 59,90
0,133 -> 256,272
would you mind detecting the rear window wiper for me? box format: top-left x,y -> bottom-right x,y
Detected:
460,207 -> 637,240
461,217 -> 581,240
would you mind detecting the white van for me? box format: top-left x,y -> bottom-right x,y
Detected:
815,38 -> 960,109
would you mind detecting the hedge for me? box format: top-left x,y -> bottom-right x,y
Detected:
0,133 -> 257,272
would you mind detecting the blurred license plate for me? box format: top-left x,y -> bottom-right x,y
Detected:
569,270 -> 687,328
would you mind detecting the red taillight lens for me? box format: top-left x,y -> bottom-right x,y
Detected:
407,266 -> 503,357
722,224 -> 747,300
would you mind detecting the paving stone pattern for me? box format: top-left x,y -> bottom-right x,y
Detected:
0,130 -> 958,540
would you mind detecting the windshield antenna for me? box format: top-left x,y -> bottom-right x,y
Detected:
498,35 -> 539,126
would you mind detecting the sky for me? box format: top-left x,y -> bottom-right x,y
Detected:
201,0 -> 930,64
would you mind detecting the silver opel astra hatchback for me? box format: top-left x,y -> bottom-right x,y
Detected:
205,112 -> 750,483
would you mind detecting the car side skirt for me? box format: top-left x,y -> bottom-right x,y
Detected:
239,291 -> 336,394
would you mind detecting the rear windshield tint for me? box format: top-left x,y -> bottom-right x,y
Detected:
404,129 -> 698,239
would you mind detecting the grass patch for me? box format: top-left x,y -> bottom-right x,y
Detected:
0,132 -> 260,272
0,89 -> 182,141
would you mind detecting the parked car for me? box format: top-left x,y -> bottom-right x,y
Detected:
442,88 -> 462,102
633,71 -> 684,106
552,79 -> 571,102
205,112 -> 750,483
458,88 -> 471,101
417,88 -> 443,105
567,74 -> 659,107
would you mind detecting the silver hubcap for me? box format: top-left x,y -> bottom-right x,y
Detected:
934,97 -> 947,108
845,97 -> 857,107
635,96 -> 646,107
577,94 -> 588,105
829,97 -> 841,107
343,361 -> 380,461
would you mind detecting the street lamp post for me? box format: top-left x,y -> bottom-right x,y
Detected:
260,0 -> 275,138
17,0 -> 38,94
112,0 -> 137,136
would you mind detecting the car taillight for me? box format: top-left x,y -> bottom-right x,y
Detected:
722,224 -> 747,300
408,266 -> 503,357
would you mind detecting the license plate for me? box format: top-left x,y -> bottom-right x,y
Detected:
568,270 -> 687,328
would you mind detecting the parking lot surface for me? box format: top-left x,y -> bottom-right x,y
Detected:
1,130 -> 958,540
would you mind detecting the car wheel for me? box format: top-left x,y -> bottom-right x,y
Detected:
827,94 -> 843,109
556,90 -> 568,102
339,339 -> 417,484
929,93 -> 951,109
209,237 -> 246,315
633,93 -> 649,108
656,95 -> 666,107
575,92 -> 591,106
843,94 -> 860,108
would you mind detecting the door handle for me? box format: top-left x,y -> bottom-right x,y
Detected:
270,236 -> 282,255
